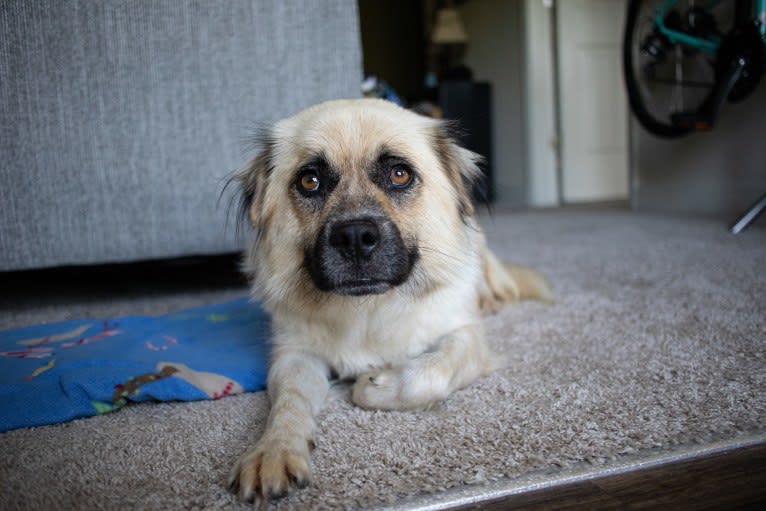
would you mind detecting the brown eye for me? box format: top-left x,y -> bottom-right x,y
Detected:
389,165 -> 412,188
299,172 -> 320,192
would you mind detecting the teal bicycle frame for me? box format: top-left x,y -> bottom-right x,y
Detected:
654,0 -> 766,54
761,0 -> 766,39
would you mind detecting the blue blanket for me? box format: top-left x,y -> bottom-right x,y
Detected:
0,297 -> 270,432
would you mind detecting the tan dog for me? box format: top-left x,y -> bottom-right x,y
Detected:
228,98 -> 551,503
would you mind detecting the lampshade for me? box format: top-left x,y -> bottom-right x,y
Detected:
431,7 -> 468,44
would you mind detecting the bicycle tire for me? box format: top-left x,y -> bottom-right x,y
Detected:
623,0 -> 712,138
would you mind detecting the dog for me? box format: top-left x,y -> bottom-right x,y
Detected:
228,98 -> 552,502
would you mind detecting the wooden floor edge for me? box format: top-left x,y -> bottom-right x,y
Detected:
379,432 -> 766,511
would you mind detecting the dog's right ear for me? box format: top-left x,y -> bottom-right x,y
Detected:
236,132 -> 276,230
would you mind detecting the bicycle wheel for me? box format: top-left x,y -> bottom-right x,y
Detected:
623,0 -> 724,137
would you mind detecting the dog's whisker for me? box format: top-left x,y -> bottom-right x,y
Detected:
418,244 -> 467,265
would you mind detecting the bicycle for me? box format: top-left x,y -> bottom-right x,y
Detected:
623,0 -> 766,232
623,0 -> 765,138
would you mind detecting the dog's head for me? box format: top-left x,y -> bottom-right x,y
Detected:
237,99 -> 483,304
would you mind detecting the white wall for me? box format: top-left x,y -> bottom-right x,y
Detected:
460,0 -> 632,208
556,0 -> 629,203
523,0 -> 559,207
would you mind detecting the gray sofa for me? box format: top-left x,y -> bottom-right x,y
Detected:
0,0 -> 362,271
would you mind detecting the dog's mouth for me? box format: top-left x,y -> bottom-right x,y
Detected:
305,214 -> 417,296
332,279 -> 393,296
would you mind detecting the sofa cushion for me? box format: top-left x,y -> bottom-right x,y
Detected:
0,0 -> 362,270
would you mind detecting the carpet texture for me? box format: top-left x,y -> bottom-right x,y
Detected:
1,209 -> 764,510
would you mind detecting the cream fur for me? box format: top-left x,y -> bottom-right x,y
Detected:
228,98 -> 551,503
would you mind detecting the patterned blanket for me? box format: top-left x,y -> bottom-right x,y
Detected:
0,297 -> 270,432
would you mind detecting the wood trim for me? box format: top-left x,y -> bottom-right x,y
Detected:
451,442 -> 766,510
385,435 -> 766,511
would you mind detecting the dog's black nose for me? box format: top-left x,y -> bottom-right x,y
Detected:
329,220 -> 380,261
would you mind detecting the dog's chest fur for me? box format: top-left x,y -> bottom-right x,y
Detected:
271,265 -> 481,378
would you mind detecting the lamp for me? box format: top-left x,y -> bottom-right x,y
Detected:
431,6 -> 468,44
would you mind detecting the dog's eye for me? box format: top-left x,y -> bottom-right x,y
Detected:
298,172 -> 320,193
389,165 -> 413,189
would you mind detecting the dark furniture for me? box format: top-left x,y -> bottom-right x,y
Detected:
439,81 -> 493,202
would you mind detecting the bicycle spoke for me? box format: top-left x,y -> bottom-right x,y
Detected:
624,0 -> 723,137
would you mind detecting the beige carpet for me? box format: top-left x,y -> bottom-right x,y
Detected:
1,209 -> 764,510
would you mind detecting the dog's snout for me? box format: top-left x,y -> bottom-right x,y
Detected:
329,220 -> 380,261
309,212 -> 413,295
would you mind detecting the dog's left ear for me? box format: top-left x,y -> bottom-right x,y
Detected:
431,123 -> 483,218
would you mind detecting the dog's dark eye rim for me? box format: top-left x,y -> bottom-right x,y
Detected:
388,164 -> 414,189
296,168 -> 321,193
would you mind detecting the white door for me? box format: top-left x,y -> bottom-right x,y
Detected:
557,0 -> 629,202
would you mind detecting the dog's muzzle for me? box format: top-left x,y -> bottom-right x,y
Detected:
306,215 -> 417,296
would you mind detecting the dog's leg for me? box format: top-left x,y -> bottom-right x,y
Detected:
351,324 -> 495,410
229,351 -> 329,502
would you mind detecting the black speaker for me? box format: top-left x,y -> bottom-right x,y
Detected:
438,81 -> 493,202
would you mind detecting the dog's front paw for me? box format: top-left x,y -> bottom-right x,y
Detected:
228,436 -> 312,503
352,369 -> 406,410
